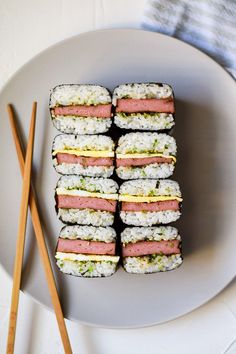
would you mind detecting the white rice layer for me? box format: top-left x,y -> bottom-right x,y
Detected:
114,113 -> 175,131
121,226 -> 180,243
56,258 -> 117,277
52,116 -> 112,135
120,211 -> 181,226
59,225 -> 116,242
58,208 -> 114,226
119,179 -> 181,198
116,163 -> 174,180
112,83 -> 173,104
116,132 -> 176,157
50,84 -> 111,107
54,162 -> 114,177
53,134 -> 114,151
123,254 -> 182,274
57,175 -> 118,194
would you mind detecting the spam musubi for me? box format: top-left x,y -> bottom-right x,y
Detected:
56,176 -> 118,226
52,134 -> 115,177
116,132 -> 176,179
121,226 -> 182,273
55,226 -> 119,277
50,84 -> 112,134
113,83 -> 175,131
119,179 -> 182,226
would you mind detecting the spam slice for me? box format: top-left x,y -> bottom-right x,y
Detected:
56,176 -> 118,226
119,179 -> 182,226
55,226 -> 119,277
121,226 -> 182,274
50,84 -> 112,134
116,132 -> 176,179
52,134 -> 115,177
113,83 -> 175,131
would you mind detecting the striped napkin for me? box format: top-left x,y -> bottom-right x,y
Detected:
142,0 -> 236,78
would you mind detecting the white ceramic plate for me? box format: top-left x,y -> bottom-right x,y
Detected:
1,29 -> 236,328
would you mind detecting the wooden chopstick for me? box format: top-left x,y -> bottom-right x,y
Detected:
7,104 -> 73,354
7,102 -> 37,354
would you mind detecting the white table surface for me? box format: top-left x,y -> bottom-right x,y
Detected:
1,1 -> 236,353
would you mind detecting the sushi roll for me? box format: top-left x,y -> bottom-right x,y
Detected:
55,226 -> 120,277
121,226 -> 183,274
50,84 -> 112,134
52,134 -> 115,177
113,83 -> 175,131
56,176 -> 118,226
119,179 -> 182,226
116,132 -> 176,179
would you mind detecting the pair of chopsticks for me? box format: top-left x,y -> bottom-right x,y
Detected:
6,104 -> 72,354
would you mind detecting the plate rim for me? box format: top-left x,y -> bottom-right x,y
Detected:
0,28 -> 235,98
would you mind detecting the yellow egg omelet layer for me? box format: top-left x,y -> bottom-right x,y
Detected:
52,149 -> 114,158
56,188 -> 118,200
119,195 -> 182,203
55,252 -> 120,262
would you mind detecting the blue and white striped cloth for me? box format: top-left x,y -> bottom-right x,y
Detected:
142,0 -> 236,78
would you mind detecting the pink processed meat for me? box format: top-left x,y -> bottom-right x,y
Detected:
57,153 -> 113,167
57,195 -> 117,212
53,104 -> 112,118
57,238 -> 116,255
121,200 -> 179,212
122,239 -> 180,257
116,98 -> 174,113
116,156 -> 172,167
